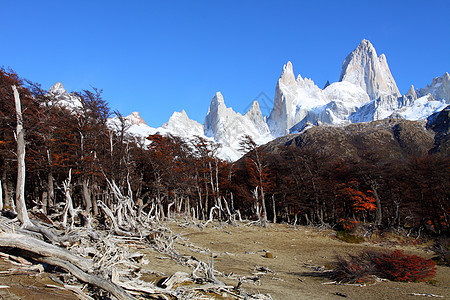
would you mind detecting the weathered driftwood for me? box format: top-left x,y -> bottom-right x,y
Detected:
46,284 -> 94,300
0,232 -> 92,271
0,232 -> 137,299
98,200 -> 134,236
39,256 -> 136,300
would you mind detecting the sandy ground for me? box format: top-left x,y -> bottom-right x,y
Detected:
0,221 -> 448,299
0,258 -> 78,299
161,221 -> 449,300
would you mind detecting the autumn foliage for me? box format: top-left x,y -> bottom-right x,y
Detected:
374,250 -> 436,282
333,250 -> 436,283
0,67 -> 448,236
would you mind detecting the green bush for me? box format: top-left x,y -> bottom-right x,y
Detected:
336,230 -> 364,244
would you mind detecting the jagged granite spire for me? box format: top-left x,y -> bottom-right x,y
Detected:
339,39 -> 400,100
267,61 -> 298,137
405,85 -> 417,101
418,72 -> 450,103
245,100 -> 270,136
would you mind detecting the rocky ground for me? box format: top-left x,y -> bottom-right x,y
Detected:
0,221 -> 448,299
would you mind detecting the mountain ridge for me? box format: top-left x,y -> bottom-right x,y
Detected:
48,40 -> 449,161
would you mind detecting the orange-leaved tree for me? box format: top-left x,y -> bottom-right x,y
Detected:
336,180 -> 376,222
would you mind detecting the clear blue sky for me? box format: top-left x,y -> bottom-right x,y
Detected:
2,0 -> 449,127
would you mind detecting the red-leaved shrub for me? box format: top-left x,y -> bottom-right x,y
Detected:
332,250 -> 436,284
374,250 -> 436,282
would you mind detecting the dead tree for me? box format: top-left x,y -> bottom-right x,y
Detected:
239,135 -> 269,226
12,85 -> 32,228
0,179 -> 3,210
62,169 -> 79,229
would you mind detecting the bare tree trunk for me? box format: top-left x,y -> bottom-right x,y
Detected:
47,150 -> 55,208
204,181 -> 209,221
157,197 -> 165,220
272,194 -> 276,224
252,187 -> 261,221
167,202 -> 174,220
82,177 -> 93,215
41,191 -> 48,214
62,169 -> 77,229
371,183 -> 382,226
0,232 -> 135,300
12,85 -> 32,227
0,179 -> 3,210
1,169 -> 9,209
92,182 -> 99,216
260,187 -> 267,226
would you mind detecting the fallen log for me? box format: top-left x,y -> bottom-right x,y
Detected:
39,256 -> 136,300
0,232 -> 92,271
0,232 -> 136,299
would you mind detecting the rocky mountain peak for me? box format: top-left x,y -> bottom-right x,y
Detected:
212,91 -> 225,105
406,85 -> 418,101
127,112 -> 147,126
49,82 -> 65,93
162,110 -> 204,138
48,81 -> 82,108
279,61 -> 296,86
339,39 -> 400,100
245,100 -> 271,136
246,100 -> 261,115
418,72 -> 450,102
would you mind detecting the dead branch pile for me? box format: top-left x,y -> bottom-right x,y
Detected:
0,192 -> 272,299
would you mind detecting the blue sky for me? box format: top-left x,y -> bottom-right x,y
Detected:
2,0 -> 449,127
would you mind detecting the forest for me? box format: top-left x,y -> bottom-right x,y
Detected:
0,67 -> 449,236
0,67 -> 449,299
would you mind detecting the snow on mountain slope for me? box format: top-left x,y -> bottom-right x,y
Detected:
418,72 -> 450,103
339,39 -> 400,100
267,61 -> 328,136
107,112 -> 159,145
204,92 -> 273,152
48,82 -> 83,108
268,40 -> 430,133
392,95 -> 448,120
48,39 -> 449,162
245,100 -> 271,137
268,61 -> 373,135
161,110 -> 204,138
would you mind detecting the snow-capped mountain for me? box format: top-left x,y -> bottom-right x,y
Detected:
417,72 -> 450,103
268,40 -> 447,135
204,92 -> 273,160
267,61 -> 329,137
161,110 -> 204,138
107,111 -> 158,145
49,39 -> 449,161
267,59 -> 372,136
339,39 -> 401,100
48,82 -> 82,108
392,95 -> 448,120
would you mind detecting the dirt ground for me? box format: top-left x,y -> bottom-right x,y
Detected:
0,221 -> 448,299
161,221 -> 449,300
0,258 -> 78,299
